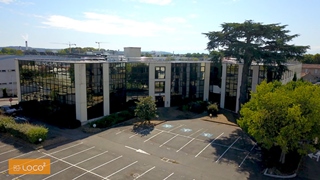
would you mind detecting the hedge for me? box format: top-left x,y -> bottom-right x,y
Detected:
0,115 -> 48,144
89,110 -> 134,128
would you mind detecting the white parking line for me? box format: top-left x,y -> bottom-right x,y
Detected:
134,166 -> 155,179
0,147 -> 22,156
104,161 -> 138,179
176,129 -> 207,152
42,150 -> 108,180
188,128 -> 204,137
168,124 -> 184,132
0,144 -> 6,148
215,137 -> 240,163
163,172 -> 174,180
159,134 -> 179,147
2,142 -> 84,174
129,129 -> 151,138
72,155 -> 122,180
238,144 -> 256,167
144,131 -> 163,142
195,132 -> 224,157
176,138 -> 195,152
13,146 -> 96,179
116,128 -> 129,135
0,151 -> 33,164
40,151 -> 106,180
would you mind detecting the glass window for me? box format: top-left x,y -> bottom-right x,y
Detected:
155,81 -> 165,93
155,66 -> 165,79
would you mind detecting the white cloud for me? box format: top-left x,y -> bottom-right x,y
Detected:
42,12 -> 175,37
137,0 -> 172,5
0,0 -> 14,4
188,13 -> 198,19
162,17 -> 186,23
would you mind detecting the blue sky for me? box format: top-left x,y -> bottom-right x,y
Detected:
0,0 -> 319,54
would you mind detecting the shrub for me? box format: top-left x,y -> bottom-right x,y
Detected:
25,125 -> 48,144
90,110 -> 134,128
0,115 -> 15,132
207,103 -> 219,116
0,115 -> 48,144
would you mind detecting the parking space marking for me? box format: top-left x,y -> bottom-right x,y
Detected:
103,161 -> 138,180
1,142 -> 84,174
159,134 -> 179,147
133,166 -> 155,180
42,150 -> 108,180
0,151 -> 33,164
176,130 -> 206,152
144,131 -> 163,143
215,137 -> 240,163
116,128 -> 129,135
72,155 -> 122,180
13,146 -> 96,179
129,128 -> 152,138
163,172 -> 174,180
188,128 -> 204,137
195,132 -> 224,157
41,151 -> 106,180
211,142 -> 246,152
0,144 -> 6,148
0,147 -> 22,156
238,144 -> 256,167
168,124 -> 184,132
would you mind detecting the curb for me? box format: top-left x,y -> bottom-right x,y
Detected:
201,118 -> 239,127
263,168 -> 297,179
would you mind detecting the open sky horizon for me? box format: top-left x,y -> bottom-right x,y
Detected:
0,0 -> 319,54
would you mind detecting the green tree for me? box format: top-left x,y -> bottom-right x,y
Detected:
203,20 -> 309,111
238,80 -> 320,164
134,96 -> 157,124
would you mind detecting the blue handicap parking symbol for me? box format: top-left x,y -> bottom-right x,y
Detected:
181,128 -> 192,133
162,124 -> 173,128
202,133 -> 213,138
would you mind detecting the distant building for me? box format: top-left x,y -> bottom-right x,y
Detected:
301,64 -> 320,83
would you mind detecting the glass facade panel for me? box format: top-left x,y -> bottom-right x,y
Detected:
19,60 -> 76,121
224,64 -> 238,111
155,81 -> 165,93
86,63 -> 103,119
155,66 -> 165,79
109,62 -> 126,113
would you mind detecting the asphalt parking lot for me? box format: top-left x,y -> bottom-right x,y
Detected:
0,115 -> 268,180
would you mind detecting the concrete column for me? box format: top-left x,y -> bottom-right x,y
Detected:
15,59 -> 21,102
236,64 -> 243,113
203,62 -> 210,101
149,63 -> 155,100
74,63 -> 87,123
186,63 -> 190,97
251,66 -> 259,92
164,63 -> 171,107
103,63 -> 110,116
220,63 -> 227,108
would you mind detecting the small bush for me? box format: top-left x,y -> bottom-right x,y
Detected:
0,116 -> 15,132
25,125 -> 48,144
207,103 -> 219,116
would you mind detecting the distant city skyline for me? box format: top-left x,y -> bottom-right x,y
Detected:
0,0 -> 319,54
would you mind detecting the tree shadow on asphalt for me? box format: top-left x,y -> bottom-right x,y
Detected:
131,121 -> 155,137
204,128 -> 271,179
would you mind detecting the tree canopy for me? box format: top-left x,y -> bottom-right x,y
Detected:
203,20 -> 309,111
238,80 -> 320,163
299,53 -> 320,64
134,96 -> 157,124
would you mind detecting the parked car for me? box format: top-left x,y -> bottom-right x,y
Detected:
13,116 -> 29,124
0,105 -> 16,115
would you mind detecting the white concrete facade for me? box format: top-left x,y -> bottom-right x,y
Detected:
74,63 -> 88,123
0,56 -> 18,97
